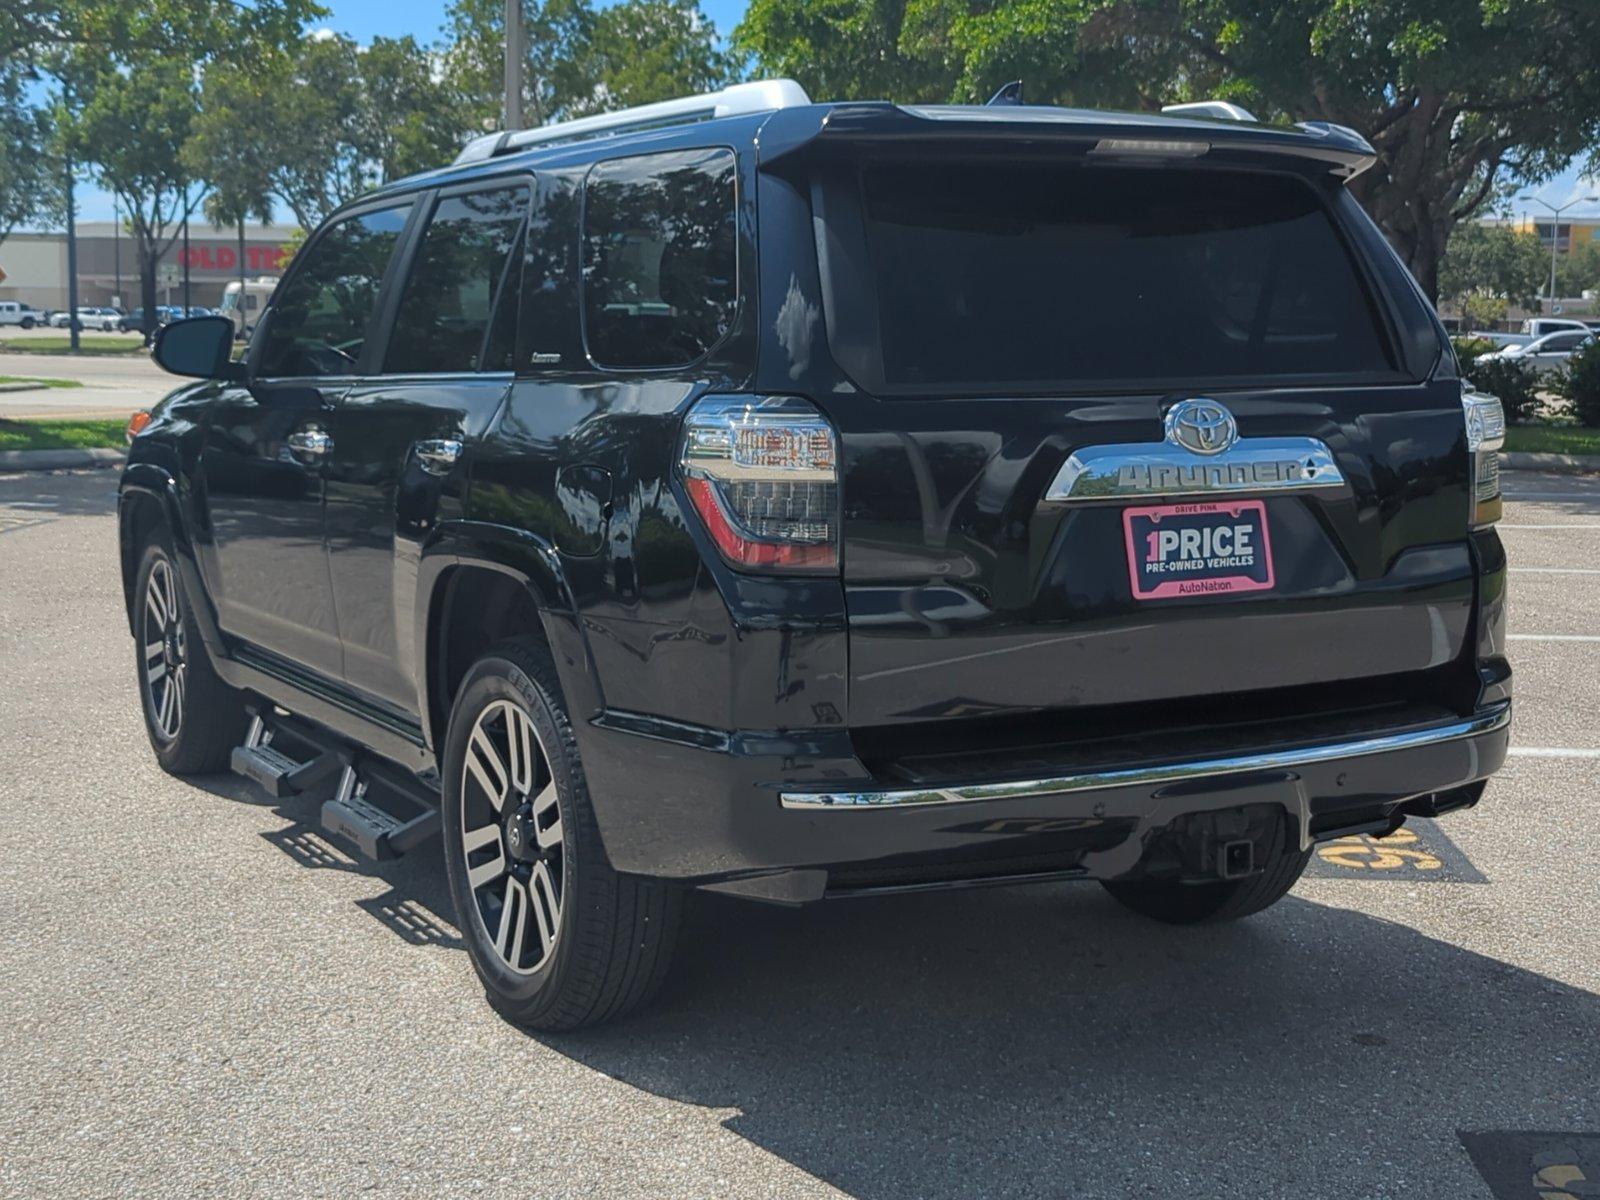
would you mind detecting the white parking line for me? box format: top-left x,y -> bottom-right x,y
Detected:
1509,747 -> 1600,759
1499,523 -> 1600,529
1507,634 -> 1600,642
1508,567 -> 1600,575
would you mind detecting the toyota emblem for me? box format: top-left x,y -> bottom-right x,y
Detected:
1165,398 -> 1238,456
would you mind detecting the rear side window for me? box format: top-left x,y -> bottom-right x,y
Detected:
384,185 -> 529,374
256,204 -> 411,377
582,148 -> 737,369
853,165 -> 1393,391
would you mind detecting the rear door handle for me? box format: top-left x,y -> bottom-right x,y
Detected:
415,438 -> 463,475
287,428 -> 333,458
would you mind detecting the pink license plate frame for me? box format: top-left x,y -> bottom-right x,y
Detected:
1122,499 -> 1275,601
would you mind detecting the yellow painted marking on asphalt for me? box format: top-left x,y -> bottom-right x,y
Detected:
1535,1161 -> 1587,1200
1316,827 -> 1443,872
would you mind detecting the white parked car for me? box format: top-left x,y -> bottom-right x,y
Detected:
47,306 -> 122,331
1481,329 -> 1595,375
0,301 -> 45,329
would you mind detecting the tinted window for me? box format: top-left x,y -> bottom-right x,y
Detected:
582,148 -> 737,368
857,166 -> 1393,389
384,186 -> 529,374
256,205 -> 410,377
1545,333 -> 1585,351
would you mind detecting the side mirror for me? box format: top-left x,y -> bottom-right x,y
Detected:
153,316 -> 241,380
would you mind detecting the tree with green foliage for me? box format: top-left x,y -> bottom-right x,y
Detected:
584,0 -> 746,114
188,32 -> 460,232
735,0 -> 1600,301
4,0 -> 316,66
45,0 -> 320,340
440,0 -> 599,130
1438,222 -> 1550,316
0,67 -> 64,246
1557,235 -> 1600,301
439,0 -> 742,132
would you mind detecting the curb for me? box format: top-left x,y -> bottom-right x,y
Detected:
1500,451 -> 1600,474
0,382 -> 48,394
0,447 -> 124,471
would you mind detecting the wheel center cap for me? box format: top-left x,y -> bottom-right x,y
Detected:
504,809 -> 538,863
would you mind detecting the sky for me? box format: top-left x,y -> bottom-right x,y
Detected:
57,0 -> 1600,224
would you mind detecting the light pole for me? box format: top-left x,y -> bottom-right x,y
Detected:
1520,194 -> 1599,307
504,0 -> 524,131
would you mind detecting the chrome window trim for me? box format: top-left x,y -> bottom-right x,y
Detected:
779,703 -> 1510,810
1045,435 -> 1347,503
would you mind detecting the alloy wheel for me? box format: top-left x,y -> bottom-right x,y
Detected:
141,559 -> 187,741
459,699 -> 565,974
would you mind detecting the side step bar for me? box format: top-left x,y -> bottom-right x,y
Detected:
230,708 -> 440,861
321,759 -> 441,862
230,714 -> 345,798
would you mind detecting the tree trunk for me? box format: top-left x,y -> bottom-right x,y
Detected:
139,239 -> 159,346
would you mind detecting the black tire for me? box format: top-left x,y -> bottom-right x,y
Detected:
441,639 -> 681,1031
133,540 -> 249,775
19,317 -> 33,330
1101,826 -> 1312,925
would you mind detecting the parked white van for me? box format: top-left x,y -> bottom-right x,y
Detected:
217,277 -> 279,339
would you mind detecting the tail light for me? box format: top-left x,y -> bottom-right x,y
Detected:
679,395 -> 840,573
1462,386 -> 1505,528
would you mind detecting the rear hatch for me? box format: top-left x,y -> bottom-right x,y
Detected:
757,118 -> 1475,743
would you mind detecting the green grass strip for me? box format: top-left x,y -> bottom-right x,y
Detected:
0,417 -> 127,452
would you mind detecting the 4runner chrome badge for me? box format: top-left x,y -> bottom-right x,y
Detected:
1045,399 -> 1347,503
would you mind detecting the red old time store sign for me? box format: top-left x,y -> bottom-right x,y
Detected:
177,244 -> 291,272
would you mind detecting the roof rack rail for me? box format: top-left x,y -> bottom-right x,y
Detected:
1160,100 -> 1258,123
453,79 -> 813,165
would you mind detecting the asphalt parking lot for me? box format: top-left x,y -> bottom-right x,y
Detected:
1,468 -> 1596,1199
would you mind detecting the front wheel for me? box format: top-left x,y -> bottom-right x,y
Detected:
133,541 -> 248,774
19,317 -> 33,330
440,640 -> 681,1030
1101,827 -> 1312,925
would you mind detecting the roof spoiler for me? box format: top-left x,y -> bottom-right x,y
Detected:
755,103 -> 1375,179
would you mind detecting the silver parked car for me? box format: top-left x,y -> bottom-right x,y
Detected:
1481,329 -> 1594,375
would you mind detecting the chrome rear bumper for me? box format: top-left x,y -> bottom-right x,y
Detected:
780,702 -> 1512,810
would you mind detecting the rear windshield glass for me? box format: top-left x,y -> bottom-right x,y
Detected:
857,165 -> 1393,390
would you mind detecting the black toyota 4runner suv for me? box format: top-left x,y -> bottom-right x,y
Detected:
120,81 -> 1512,1029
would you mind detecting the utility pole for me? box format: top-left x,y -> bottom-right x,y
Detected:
64,137 -> 80,352
113,196 -> 121,309
237,220 -> 247,333
504,0 -> 524,131
182,186 -> 192,314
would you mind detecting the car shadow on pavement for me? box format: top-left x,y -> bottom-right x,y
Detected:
194,771 -> 465,951
533,885 -> 1599,1199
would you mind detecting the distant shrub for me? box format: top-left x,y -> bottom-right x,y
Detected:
1466,356 -> 1542,424
1450,335 -> 1499,369
1555,338 -> 1600,428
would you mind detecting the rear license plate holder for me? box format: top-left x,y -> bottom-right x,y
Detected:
1122,499 -> 1275,601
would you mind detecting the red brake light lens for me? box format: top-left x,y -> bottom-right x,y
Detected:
679,395 -> 840,573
